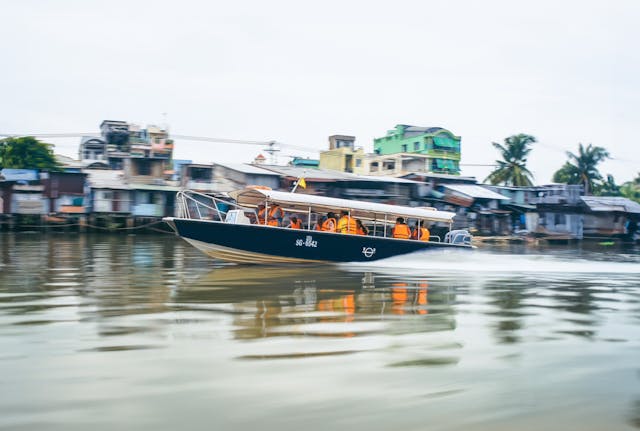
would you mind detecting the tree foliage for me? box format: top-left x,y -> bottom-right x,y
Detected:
484,134 -> 536,186
0,136 -> 61,170
552,143 -> 610,195
619,172 -> 640,203
594,174 -> 620,196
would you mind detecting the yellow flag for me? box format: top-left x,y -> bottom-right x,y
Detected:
298,177 -> 306,189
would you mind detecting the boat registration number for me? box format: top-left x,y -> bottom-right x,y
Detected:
296,236 -> 318,248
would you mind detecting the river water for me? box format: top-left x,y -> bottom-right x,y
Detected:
0,233 -> 639,430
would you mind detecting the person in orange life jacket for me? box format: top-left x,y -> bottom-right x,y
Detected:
314,214 -> 326,231
256,204 -> 266,224
412,221 -> 430,242
337,210 -> 358,234
256,203 -> 282,226
356,219 -> 368,236
321,212 -> 337,232
287,216 -> 302,229
392,217 -> 411,239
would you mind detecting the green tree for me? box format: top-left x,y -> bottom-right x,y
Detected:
620,173 -> 640,203
552,143 -> 610,195
0,136 -> 61,170
594,174 -> 621,196
484,134 -> 536,186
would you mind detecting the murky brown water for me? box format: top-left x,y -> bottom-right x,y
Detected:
1,233 -> 639,430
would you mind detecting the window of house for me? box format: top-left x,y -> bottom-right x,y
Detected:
137,160 -> 151,175
355,159 -> 362,167
414,142 -> 420,151
554,213 -> 566,225
401,144 -> 408,152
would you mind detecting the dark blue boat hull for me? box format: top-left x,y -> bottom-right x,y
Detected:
170,218 -> 470,264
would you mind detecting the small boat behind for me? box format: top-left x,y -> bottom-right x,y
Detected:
163,188 -> 472,264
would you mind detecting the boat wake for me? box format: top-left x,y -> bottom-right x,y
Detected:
342,249 -> 640,277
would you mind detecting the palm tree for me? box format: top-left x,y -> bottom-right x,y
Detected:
485,134 -> 536,186
552,143 -> 610,195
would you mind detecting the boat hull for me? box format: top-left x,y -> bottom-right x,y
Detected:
167,218 -> 470,264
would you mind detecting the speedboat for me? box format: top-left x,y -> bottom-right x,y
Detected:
163,187 -> 472,264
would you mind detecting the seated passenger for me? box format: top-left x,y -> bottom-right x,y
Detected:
287,216 -> 302,229
356,219 -> 368,236
337,210 -> 358,234
314,215 -> 326,231
268,203 -> 284,226
321,212 -> 337,232
256,204 -> 267,225
257,202 -> 282,226
412,222 -> 430,242
392,217 -> 411,239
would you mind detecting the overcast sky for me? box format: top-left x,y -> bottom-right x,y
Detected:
1,0 -> 639,183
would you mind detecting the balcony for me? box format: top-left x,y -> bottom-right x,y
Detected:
427,149 -> 460,160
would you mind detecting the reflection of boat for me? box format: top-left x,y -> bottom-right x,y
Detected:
164,188 -> 472,264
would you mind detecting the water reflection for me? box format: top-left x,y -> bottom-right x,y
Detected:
1,234 -> 639,431
176,266 -> 456,341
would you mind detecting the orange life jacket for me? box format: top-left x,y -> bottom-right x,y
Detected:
413,227 -> 430,242
321,218 -> 337,232
392,223 -> 411,239
290,219 -> 302,229
337,216 -> 358,234
258,206 -> 282,226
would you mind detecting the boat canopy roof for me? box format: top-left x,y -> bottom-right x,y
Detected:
228,188 -> 456,223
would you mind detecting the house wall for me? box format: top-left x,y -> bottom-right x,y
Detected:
583,214 -> 625,236
92,190 -> 131,213
12,193 -> 46,214
538,211 -> 583,237
132,191 -> 166,216
372,126 -> 461,174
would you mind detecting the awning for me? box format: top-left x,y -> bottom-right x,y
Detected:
228,188 -> 456,223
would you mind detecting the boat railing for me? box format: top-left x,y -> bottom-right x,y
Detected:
429,235 -> 441,242
444,230 -> 472,245
176,190 -> 254,221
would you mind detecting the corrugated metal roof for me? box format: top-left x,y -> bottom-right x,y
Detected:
218,163 -> 281,176
581,196 -> 640,214
443,184 -> 510,200
259,165 -> 418,184
1,169 -> 39,181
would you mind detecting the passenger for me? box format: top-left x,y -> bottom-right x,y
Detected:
412,222 -> 430,242
356,219 -> 368,236
269,203 -> 284,226
314,214 -> 326,231
321,212 -> 337,232
257,203 -> 282,226
337,210 -> 358,234
256,204 -> 267,225
392,217 -> 411,239
287,216 -> 303,229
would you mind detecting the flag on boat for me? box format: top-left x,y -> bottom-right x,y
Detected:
297,177 -> 306,189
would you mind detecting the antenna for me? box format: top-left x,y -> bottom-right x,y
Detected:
264,140 -> 280,165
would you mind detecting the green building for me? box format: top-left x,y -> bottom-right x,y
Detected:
373,125 -> 461,174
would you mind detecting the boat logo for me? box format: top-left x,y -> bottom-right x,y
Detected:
362,247 -> 376,258
296,235 -> 318,248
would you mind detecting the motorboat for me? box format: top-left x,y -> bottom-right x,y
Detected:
163,187 -> 472,264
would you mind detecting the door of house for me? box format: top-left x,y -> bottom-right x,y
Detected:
112,191 -> 120,212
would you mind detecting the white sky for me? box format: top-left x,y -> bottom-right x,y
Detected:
1,0 -> 639,183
